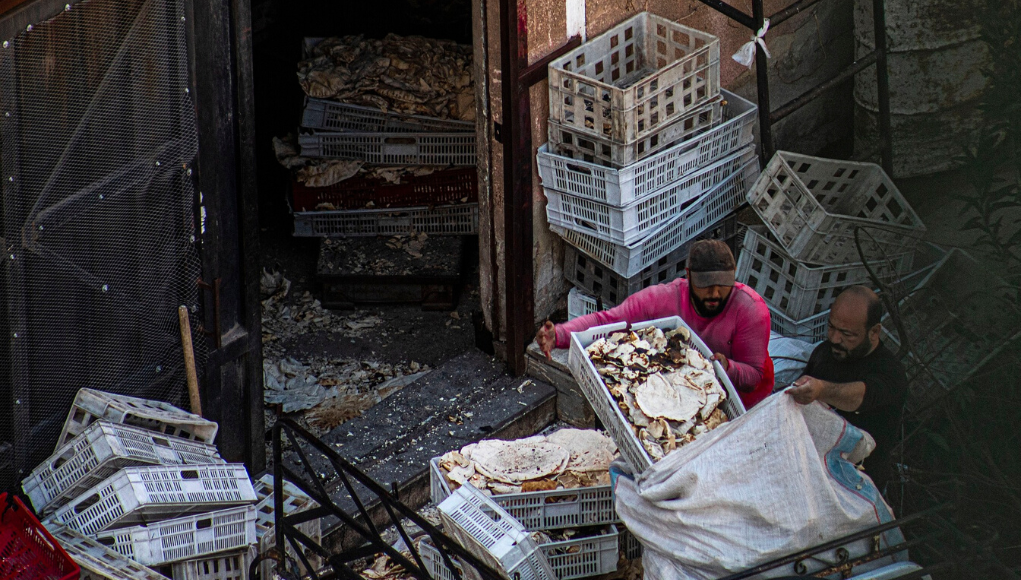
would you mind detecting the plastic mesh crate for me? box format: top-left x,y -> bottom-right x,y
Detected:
252,474 -> 321,580
548,98 -> 722,168
539,90 -> 754,199
438,485 -> 557,580
0,493 -> 80,580
420,537 -> 469,580
619,528 -> 642,561
170,548 -> 253,580
293,203 -> 478,237
545,146 -> 754,245
551,155 -> 756,278
48,526 -> 171,580
562,217 -> 741,306
548,12 -> 720,144
748,151 -> 926,265
298,131 -> 476,166
24,422 -> 223,516
568,316 -> 746,473
301,98 -> 474,133
736,227 -> 915,321
56,388 -> 218,452
430,458 -> 617,530
538,526 -> 619,580
95,505 -> 256,566
568,288 -> 604,320
49,464 -> 257,536
291,168 -> 478,212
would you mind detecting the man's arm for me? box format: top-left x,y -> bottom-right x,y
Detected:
787,376 -> 866,412
551,282 -> 681,349
720,292 -> 771,392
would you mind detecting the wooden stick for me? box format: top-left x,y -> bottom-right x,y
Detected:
178,305 -> 203,417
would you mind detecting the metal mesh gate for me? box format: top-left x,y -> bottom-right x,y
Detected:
0,0 -> 205,486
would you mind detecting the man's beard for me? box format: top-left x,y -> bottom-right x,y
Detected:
829,339 -> 872,361
689,286 -> 728,317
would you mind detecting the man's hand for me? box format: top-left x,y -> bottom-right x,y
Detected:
536,321 -> 556,359
710,352 -> 729,371
787,375 -> 826,405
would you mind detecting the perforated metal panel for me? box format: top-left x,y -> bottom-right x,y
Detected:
0,0 -> 204,486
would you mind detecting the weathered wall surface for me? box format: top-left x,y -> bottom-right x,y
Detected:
474,0 -> 854,351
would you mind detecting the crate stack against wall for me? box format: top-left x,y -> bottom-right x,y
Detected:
17,388 -> 318,580
538,12 -> 760,317
737,152 -> 928,342
289,36 -> 479,238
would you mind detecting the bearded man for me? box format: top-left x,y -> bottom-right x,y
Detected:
537,239 -> 774,409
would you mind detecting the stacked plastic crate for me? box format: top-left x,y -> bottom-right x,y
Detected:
539,12 -> 760,316
292,88 -> 479,238
737,151 -> 927,342
22,388 -> 316,580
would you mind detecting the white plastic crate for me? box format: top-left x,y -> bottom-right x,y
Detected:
420,537 -> 469,580
438,485 -> 557,580
49,464 -> 257,536
298,131 -> 476,166
252,474 -> 321,579
95,505 -> 257,566
567,316 -> 746,473
545,146 -> 754,245
301,98 -> 474,133
171,549 -> 253,580
48,526 -> 171,580
430,458 -> 617,530
539,90 -> 755,200
567,288 -> 603,320
293,203 -> 478,237
736,227 -> 915,321
548,12 -> 720,144
747,151 -> 926,265
548,98 -> 722,168
538,526 -> 619,580
24,422 -> 223,516
619,528 -> 642,561
552,155 -> 756,277
56,388 -> 218,451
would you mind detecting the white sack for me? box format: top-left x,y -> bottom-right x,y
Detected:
612,393 -> 902,580
768,332 -> 819,392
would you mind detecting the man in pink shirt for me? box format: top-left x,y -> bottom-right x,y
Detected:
536,240 -> 774,408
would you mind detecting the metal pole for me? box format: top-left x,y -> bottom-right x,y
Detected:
753,0 -> 774,163
872,0 -> 894,173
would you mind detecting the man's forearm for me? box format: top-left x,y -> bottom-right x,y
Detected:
819,380 -> 866,412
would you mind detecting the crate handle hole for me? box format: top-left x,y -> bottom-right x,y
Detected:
197,518 -> 213,529
181,470 -> 200,479
152,436 -> 169,447
75,493 -> 102,514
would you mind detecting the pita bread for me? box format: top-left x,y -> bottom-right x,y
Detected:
635,372 -> 702,422
462,437 -> 570,484
546,428 -> 617,472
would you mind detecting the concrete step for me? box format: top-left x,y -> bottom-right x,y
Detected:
526,340 -> 595,428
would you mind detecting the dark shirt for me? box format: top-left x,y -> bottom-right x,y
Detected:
803,341 -> 907,487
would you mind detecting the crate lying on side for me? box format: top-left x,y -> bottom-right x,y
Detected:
293,203 -> 479,237
552,154 -> 757,278
419,537 -> 469,580
291,167 -> 478,212
301,99 -> 475,134
548,12 -> 720,144
545,146 -> 754,245
567,316 -> 745,473
170,548 -> 253,580
95,505 -> 257,566
56,388 -> 218,452
430,458 -> 618,530
437,485 -> 557,580
747,151 -> 926,265
537,526 -> 620,580
49,464 -> 257,536
0,493 -> 80,580
298,131 -> 476,166
539,90 -> 755,200
563,217 -> 742,307
48,526 -> 171,580
567,288 -> 605,320
252,474 -> 322,580
24,422 -> 223,516
735,227 -> 915,321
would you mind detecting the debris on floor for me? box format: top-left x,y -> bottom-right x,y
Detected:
318,234 -> 461,277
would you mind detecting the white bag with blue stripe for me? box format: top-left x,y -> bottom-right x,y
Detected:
612,393 -> 904,579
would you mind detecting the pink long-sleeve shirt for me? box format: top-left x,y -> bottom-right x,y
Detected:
556,278 -> 774,407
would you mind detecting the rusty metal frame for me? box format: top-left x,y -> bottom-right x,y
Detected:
693,0 -> 893,173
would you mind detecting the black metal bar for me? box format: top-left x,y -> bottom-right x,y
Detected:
769,0 -> 826,27
809,532 -> 943,578
770,51 -> 878,123
693,0 -> 755,29
518,36 -> 581,87
499,0 -> 533,376
752,0 -> 774,162
872,0 -> 893,173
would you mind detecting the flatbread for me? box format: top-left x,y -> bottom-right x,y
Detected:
635,372 -> 703,422
462,437 -> 570,484
546,428 -> 617,473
